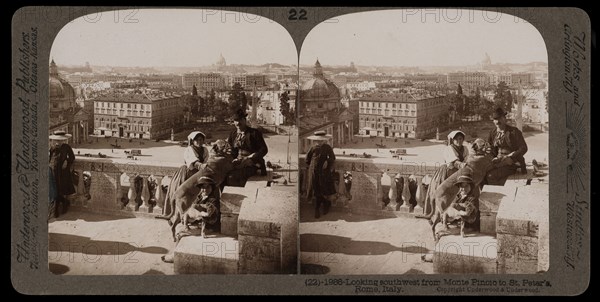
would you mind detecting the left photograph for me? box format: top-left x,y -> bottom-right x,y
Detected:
47,9 -> 299,275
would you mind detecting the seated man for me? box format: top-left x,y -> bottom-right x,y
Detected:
226,108 -> 269,186
485,107 -> 528,185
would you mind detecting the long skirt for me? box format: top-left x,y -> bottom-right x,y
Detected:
420,165 -> 458,218
161,165 -> 197,217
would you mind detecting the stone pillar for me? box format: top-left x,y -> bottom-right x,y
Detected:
380,171 -> 391,207
119,172 -> 130,209
126,175 -> 138,211
76,169 -> 86,196
387,173 -> 398,211
376,172 -> 384,209
159,175 -> 171,214
413,176 -> 424,214
139,176 -> 151,212
154,175 -> 164,214
399,175 -> 412,213
336,171 -> 346,205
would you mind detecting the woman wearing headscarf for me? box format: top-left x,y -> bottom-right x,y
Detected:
183,131 -> 210,174
418,130 -> 469,219
49,130 -> 75,218
157,131 -> 210,219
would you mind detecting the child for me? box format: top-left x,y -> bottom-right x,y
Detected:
178,176 -> 219,240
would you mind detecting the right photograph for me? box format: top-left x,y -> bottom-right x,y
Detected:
298,9 -> 549,275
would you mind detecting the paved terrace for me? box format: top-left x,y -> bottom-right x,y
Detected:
300,205 -> 434,275
49,208 -> 433,275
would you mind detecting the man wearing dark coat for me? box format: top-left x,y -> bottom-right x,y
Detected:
485,107 -> 528,185
305,131 -> 336,219
49,130 -> 76,218
226,108 -> 269,184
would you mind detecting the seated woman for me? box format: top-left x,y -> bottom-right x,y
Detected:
419,130 -> 469,218
157,131 -> 209,219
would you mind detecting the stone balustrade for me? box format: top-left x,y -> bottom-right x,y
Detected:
70,157 -> 180,217
299,157 -> 440,217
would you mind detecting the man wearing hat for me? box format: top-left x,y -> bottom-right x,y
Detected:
227,108 -> 269,179
305,131 -> 336,218
485,107 -> 528,185
49,130 -> 75,218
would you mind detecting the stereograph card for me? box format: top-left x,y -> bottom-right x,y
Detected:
11,7 -> 590,295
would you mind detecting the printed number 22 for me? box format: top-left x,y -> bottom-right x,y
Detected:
289,9 -> 307,20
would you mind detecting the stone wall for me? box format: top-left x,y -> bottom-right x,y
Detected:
71,158 -> 179,216
299,157 -> 439,216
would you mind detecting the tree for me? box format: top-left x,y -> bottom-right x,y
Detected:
192,84 -> 198,96
457,83 -> 463,95
228,83 -> 247,113
204,90 -> 228,122
279,91 -> 291,125
493,81 -> 513,112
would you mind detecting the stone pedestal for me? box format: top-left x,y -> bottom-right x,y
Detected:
174,236 -> 239,274
433,235 -> 498,274
220,186 -> 256,237
237,185 -> 298,274
479,185 -> 514,235
496,183 -> 549,274
89,171 -> 119,209
220,175 -> 269,237
351,172 -> 383,210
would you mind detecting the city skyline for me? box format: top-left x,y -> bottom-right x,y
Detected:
50,9 -> 298,67
300,9 -> 548,67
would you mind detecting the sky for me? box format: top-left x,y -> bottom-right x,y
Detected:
51,8 -> 548,68
299,9 -> 548,67
50,9 -> 298,67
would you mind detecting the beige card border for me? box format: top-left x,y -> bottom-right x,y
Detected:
11,6 -> 590,295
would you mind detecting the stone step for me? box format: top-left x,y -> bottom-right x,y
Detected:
433,233 -> 498,274
174,236 -> 240,274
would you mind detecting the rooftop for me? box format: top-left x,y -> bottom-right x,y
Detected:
358,92 -> 446,102
92,90 -> 182,103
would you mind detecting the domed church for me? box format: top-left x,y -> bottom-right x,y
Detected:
298,60 -> 341,114
49,60 -> 90,145
298,60 -> 354,153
